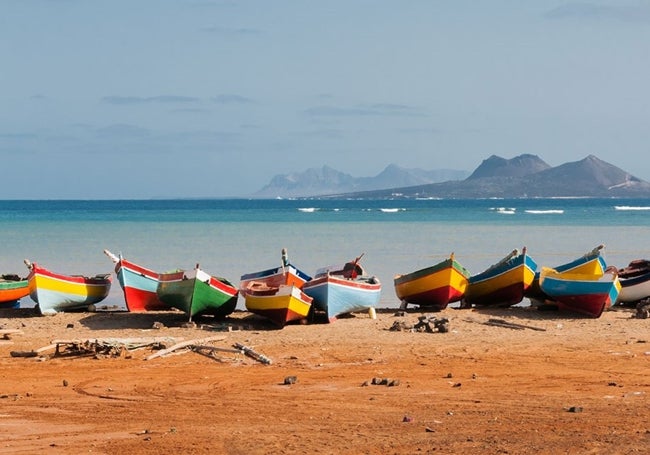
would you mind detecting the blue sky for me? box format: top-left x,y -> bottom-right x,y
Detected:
2,0 -> 650,198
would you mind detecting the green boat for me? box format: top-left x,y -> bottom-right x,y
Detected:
156,265 -> 238,320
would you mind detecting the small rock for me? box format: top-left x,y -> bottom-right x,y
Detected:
372,377 -> 383,385
446,373 -> 453,378
361,380 -> 370,387
402,415 -> 413,423
567,406 -> 583,413
181,322 -> 196,329
151,321 -> 165,329
388,379 -> 400,387
425,427 -> 435,433
66,323 -> 74,329
453,382 -> 462,388
283,376 -> 297,385
62,379 -> 69,387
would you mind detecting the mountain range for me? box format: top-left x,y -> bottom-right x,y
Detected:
253,164 -> 469,198
254,154 -> 650,199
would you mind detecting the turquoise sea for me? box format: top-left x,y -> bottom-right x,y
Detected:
2,198 -> 650,310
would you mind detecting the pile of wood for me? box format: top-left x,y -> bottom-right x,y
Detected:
10,337 -> 183,359
389,315 -> 450,333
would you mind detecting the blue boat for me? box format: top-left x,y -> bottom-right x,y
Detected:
302,255 -> 381,322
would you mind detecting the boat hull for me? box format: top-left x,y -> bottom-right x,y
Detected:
394,257 -> 470,310
617,260 -> 650,304
157,268 -> 238,319
303,274 -> 381,321
0,275 -> 29,305
240,264 -> 311,289
540,270 -> 621,318
464,250 -> 537,307
115,258 -> 175,312
26,262 -> 112,315
244,285 -> 312,327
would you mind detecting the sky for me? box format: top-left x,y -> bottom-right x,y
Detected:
2,0 -> 650,199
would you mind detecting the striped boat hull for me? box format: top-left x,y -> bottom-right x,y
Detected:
243,285 -> 312,327
394,256 -> 470,310
25,262 -> 112,315
303,274 -> 381,322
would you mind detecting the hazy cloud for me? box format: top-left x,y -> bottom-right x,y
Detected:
0,132 -> 38,140
95,124 -> 150,138
545,2 -> 650,23
304,103 -> 426,118
102,95 -> 200,105
201,26 -> 261,36
212,94 -> 254,104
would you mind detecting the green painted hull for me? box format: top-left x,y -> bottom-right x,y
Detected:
157,268 -> 238,318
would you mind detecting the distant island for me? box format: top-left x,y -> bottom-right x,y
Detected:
254,154 -> 650,199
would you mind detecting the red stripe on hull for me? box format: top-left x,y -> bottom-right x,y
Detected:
123,286 -> 168,312
251,308 -> 305,327
555,295 -> 611,318
400,285 -> 464,310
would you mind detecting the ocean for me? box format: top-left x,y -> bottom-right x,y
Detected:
2,198 -> 650,309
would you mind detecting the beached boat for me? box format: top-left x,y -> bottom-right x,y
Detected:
393,253 -> 471,310
239,248 -> 311,290
616,259 -> 650,305
240,248 -> 313,326
242,282 -> 313,327
539,267 -> 621,318
463,247 -> 537,307
24,260 -> 112,315
156,264 -> 238,320
0,274 -> 29,308
526,245 -> 607,302
303,255 -> 381,321
104,250 -> 176,312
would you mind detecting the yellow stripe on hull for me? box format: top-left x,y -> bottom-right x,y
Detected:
467,265 -> 535,297
32,274 -> 111,298
395,268 -> 468,300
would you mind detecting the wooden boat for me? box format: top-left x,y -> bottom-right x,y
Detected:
240,249 -> 313,326
616,259 -> 650,305
24,260 -> 112,315
303,254 -> 381,322
156,264 -> 238,321
0,274 -> 29,308
239,248 -> 311,290
539,267 -> 621,318
104,250 -> 175,312
242,282 -> 313,327
393,253 -> 470,310
526,245 -> 607,301
463,247 -> 537,307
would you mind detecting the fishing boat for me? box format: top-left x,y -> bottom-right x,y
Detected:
239,248 -> 311,290
104,250 -> 175,312
463,247 -> 537,307
539,267 -> 621,318
240,248 -> 313,326
0,274 -> 29,308
616,259 -> 650,305
393,253 -> 471,310
156,264 -> 238,321
24,260 -> 112,315
242,282 -> 313,327
303,254 -> 381,322
526,245 -> 607,302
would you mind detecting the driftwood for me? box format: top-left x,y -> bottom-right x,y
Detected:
233,342 -> 272,365
145,336 -> 226,361
465,317 -> 546,332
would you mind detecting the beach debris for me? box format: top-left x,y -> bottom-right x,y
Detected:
145,336 -> 226,361
0,329 -> 24,340
234,342 -> 272,365
388,315 -> 450,333
365,377 -> 400,387
634,299 -> 650,319
567,406 -> 583,413
402,415 -> 414,423
10,337 -> 184,360
62,379 -> 69,387
283,376 -> 297,385
464,317 -> 546,332
152,321 -> 165,329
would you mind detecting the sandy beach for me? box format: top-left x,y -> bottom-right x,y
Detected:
1,305 -> 649,454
